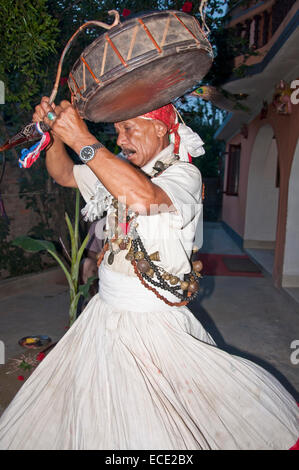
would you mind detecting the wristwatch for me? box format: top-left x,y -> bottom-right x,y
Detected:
79,142 -> 104,163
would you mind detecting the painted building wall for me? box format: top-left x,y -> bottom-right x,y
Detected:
283,138 -> 299,286
244,125 -> 278,245
222,93 -> 299,286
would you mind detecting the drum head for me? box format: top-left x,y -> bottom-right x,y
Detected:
69,10 -> 213,123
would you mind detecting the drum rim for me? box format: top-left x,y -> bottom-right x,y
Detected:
70,9 -> 212,75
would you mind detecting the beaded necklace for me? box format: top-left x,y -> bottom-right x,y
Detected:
96,153 -> 202,307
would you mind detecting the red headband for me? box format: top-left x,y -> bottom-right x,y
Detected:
141,104 -> 177,129
140,104 -> 182,157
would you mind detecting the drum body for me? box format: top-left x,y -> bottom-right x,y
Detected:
68,10 -> 213,122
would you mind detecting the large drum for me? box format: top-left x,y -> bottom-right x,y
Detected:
68,10 -> 213,122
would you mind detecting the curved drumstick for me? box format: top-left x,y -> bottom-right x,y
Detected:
49,10 -> 121,105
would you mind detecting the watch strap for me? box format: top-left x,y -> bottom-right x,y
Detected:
91,143 -> 104,151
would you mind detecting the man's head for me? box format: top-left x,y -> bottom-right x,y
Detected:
114,103 -> 205,166
115,116 -> 169,168
114,103 -> 180,168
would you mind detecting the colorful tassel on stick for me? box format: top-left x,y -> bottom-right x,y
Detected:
19,123 -> 51,169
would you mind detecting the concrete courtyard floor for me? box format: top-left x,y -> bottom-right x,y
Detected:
189,222 -> 299,401
0,221 -> 298,418
0,268 -> 70,416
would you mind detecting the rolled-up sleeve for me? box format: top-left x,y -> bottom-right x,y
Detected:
73,164 -> 99,203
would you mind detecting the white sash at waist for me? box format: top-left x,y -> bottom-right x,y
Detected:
98,264 -> 183,312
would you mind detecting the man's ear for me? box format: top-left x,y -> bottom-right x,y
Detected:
153,120 -> 168,138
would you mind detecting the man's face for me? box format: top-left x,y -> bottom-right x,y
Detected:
114,117 -> 168,168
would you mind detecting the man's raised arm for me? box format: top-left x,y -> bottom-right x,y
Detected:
33,97 -> 77,188
33,97 -> 173,213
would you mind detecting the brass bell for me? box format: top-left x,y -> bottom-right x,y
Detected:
125,247 -> 134,261
147,268 -> 154,278
169,276 -> 179,285
162,272 -> 171,280
149,251 -> 160,261
188,281 -> 199,293
192,260 -> 203,273
180,281 -> 189,291
134,251 -> 145,260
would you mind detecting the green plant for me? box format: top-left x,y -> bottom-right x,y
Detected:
13,189 -> 96,326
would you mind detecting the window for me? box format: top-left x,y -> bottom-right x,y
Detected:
226,144 -> 241,196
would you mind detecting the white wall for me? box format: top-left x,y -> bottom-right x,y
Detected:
244,125 -> 279,244
283,138 -> 299,287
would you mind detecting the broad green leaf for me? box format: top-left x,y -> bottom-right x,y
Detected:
65,212 -> 76,265
72,233 -> 90,285
12,236 -> 56,253
69,292 -> 82,326
74,189 -> 80,252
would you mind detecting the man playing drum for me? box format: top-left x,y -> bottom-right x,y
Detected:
0,97 -> 298,450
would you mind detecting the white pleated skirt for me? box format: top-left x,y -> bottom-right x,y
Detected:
0,265 -> 298,450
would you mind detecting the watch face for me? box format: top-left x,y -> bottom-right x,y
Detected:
82,146 -> 93,159
80,146 -> 94,161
